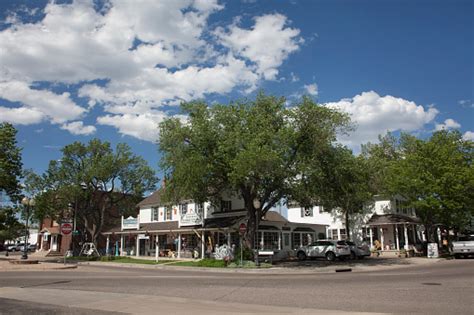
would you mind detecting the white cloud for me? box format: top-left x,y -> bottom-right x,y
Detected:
290,72 -> 299,82
458,99 -> 474,108
0,106 -> 44,125
0,79 -> 86,124
435,118 -> 461,131
463,131 -> 474,141
97,113 -> 166,142
326,91 -> 439,149
304,83 -> 318,96
216,13 -> 302,80
60,121 -> 96,135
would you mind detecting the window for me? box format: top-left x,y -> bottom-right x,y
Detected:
339,229 -> 347,240
196,203 -> 204,215
180,203 -> 188,215
284,233 -> 290,247
262,231 -> 279,250
151,207 -> 159,221
301,207 -> 313,217
292,233 -> 301,249
220,200 -> 232,212
331,229 -> 338,240
164,207 -> 172,221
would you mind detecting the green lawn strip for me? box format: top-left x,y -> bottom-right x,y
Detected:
109,257 -> 176,265
168,259 -> 272,269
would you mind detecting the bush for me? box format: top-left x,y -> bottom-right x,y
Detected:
233,245 -> 254,263
227,260 -> 272,269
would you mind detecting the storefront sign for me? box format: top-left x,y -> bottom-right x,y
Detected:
180,212 -> 203,227
427,243 -> 439,258
122,216 -> 139,230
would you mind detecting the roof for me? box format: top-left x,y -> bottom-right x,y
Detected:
367,214 -> 421,226
40,226 -> 60,234
137,190 -> 162,207
263,211 -> 288,223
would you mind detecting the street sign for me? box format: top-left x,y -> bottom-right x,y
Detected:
239,223 -> 247,235
61,222 -> 73,235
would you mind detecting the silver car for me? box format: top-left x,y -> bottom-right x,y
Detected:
296,240 -> 351,261
345,241 -> 371,259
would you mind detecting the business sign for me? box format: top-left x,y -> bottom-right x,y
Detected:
179,211 -> 203,227
122,216 -> 139,230
239,223 -> 247,235
427,243 -> 439,258
61,223 -> 73,235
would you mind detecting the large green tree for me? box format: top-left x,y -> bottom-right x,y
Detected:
27,139 -> 158,244
315,146 -> 373,240
364,130 -> 474,241
159,93 -> 350,248
0,122 -> 23,202
0,206 -> 24,245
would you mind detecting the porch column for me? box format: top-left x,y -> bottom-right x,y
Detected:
120,235 -> 124,256
403,224 -> 409,249
201,230 -> 205,258
278,232 -> 282,250
395,225 -> 400,250
106,235 -> 110,256
227,232 -> 231,247
380,227 -> 384,250
261,231 -> 264,250
177,233 -> 181,259
155,235 -> 159,262
40,235 -> 44,251
369,227 -> 373,249
136,235 -> 139,257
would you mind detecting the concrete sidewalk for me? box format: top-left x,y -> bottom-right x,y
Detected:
0,287 -> 386,315
0,260 -> 77,271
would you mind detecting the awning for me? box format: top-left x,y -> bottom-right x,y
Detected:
40,227 -> 60,235
367,214 -> 421,226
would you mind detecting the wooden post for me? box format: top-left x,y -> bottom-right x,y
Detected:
369,227 -> 373,249
380,227 -> 385,251
404,224 -> 409,249
178,233 -> 181,259
120,235 -> 124,256
136,236 -> 139,257
395,225 -> 400,250
106,235 -> 110,256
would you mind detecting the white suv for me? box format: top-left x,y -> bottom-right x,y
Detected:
296,240 -> 351,261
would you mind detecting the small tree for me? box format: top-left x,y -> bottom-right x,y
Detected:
159,93 -> 350,249
0,122 -> 23,203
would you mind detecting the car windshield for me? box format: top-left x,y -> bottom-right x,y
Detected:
336,241 -> 347,246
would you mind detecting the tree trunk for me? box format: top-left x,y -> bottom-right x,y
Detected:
344,210 -> 350,241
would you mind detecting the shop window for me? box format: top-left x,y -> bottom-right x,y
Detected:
262,231 -> 279,250
196,203 -> 204,215
292,233 -> 301,249
151,207 -> 159,221
303,207 -> 313,217
284,233 -> 290,247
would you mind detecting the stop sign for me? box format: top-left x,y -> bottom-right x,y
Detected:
239,223 -> 247,235
61,223 -> 73,235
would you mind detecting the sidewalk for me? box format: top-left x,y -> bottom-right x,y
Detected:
0,259 -> 77,271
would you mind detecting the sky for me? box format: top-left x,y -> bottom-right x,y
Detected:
0,0 -> 473,179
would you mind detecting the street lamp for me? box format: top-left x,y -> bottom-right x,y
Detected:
21,197 -> 35,260
253,199 -> 261,267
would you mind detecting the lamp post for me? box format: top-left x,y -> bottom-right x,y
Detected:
253,199 -> 261,267
21,197 -> 35,260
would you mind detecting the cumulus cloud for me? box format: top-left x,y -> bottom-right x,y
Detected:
325,91 -> 439,149
463,131 -> 474,141
435,118 -> 461,131
0,1 -> 302,141
216,13 -> 302,80
304,83 -> 318,96
60,121 -> 96,135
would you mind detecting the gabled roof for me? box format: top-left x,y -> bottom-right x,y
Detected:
137,190 -> 162,207
367,214 -> 421,226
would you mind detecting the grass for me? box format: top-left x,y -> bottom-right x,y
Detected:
168,258 -> 227,268
67,256 -> 175,265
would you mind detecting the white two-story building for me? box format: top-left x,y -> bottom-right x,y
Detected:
102,190 -> 326,260
287,196 -> 425,253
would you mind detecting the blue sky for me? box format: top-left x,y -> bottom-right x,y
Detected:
0,0 -> 472,178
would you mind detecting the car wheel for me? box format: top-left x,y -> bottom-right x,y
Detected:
350,251 -> 357,260
297,251 -> 307,261
326,251 -> 336,261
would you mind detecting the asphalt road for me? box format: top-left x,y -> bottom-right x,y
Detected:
0,259 -> 473,314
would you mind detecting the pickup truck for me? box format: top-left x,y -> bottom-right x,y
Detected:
451,234 -> 474,258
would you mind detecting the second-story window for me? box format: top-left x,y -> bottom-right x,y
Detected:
220,200 -> 232,212
180,203 -> 188,215
164,207 -> 172,221
301,207 -> 313,217
151,207 -> 159,221
196,203 -> 204,215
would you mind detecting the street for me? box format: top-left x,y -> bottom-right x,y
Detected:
0,259 -> 472,314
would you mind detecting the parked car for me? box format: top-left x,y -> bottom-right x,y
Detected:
15,243 -> 26,252
451,234 -> 474,259
296,240 -> 351,261
345,241 -> 371,259
6,244 -> 18,252
28,244 -> 37,252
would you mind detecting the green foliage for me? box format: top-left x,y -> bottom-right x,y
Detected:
0,123 -> 23,202
159,92 -> 351,246
0,206 -> 24,243
365,130 -> 474,239
227,260 -> 272,268
169,258 -> 227,268
233,245 -> 255,262
25,139 -> 158,243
